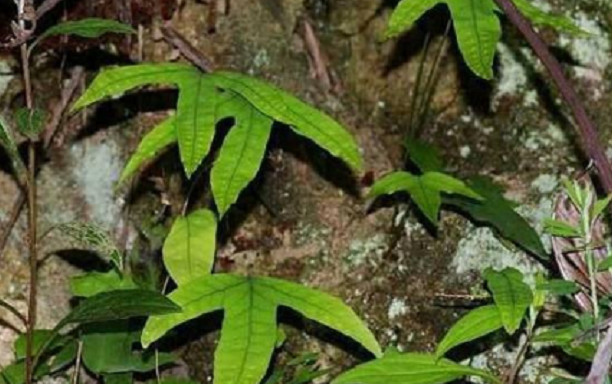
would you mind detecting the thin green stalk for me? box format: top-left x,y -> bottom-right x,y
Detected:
415,20 -> 451,137
404,32 -> 432,154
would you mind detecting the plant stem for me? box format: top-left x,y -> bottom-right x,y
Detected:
491,0 -> 612,199
506,308 -> 537,384
18,1 -> 38,382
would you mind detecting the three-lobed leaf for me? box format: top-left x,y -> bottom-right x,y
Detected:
332,352 -> 501,384
484,267 -> 533,334
163,209 -> 217,285
436,305 -> 503,358
142,274 -> 381,384
369,171 -> 482,224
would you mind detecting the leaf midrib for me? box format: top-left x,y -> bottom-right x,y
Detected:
233,279 -> 255,384
222,108 -> 256,211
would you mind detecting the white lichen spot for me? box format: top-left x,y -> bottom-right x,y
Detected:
494,43 -> 528,103
452,197 -> 554,285
345,234 -> 388,266
70,139 -> 123,230
0,61 -> 14,97
460,146 -> 471,158
253,49 -> 270,69
452,226 -> 544,285
524,123 -> 566,152
388,297 -> 408,320
559,12 -> 611,86
523,90 -> 538,107
531,174 -> 558,194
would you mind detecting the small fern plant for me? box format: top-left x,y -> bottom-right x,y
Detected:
72,64 -> 362,216
70,63 -> 382,384
387,0 -> 582,79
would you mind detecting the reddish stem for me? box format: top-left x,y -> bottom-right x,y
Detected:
491,0 -> 612,196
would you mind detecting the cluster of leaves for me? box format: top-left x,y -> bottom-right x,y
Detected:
387,0 -> 582,79
72,63 -> 361,216
0,3 -> 607,384
370,138 -> 547,260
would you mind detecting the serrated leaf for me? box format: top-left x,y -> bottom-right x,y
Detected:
436,305 -> 503,358
70,269 -> 138,298
369,171 -> 482,225
0,115 -> 26,181
14,108 -> 46,140
163,209 -> 217,285
331,353 -> 500,384
38,18 -> 135,41
405,138 -> 444,173
211,97 -> 273,216
209,71 -> 362,171
484,268 -> 533,334
142,274 -> 381,384
120,117 -> 177,183
535,279 -> 579,295
56,221 -> 123,269
445,176 -> 548,260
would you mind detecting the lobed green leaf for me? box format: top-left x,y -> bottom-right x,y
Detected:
142,274 -> 381,384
